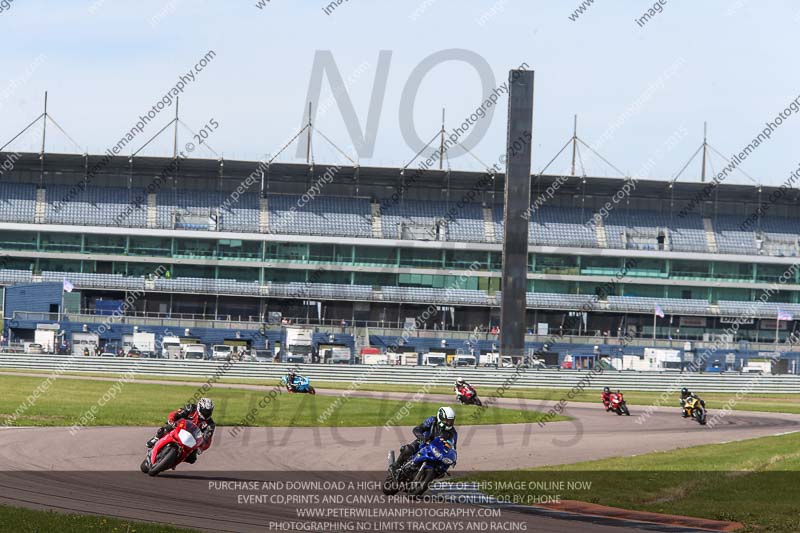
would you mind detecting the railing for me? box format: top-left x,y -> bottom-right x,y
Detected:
1,354 -> 799,392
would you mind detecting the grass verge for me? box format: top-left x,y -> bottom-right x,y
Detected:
468,432 -> 800,533
2,368 -> 799,414
0,374 -> 560,427
0,504 -> 198,532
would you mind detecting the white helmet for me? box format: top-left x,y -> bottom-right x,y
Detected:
456,377 -> 465,385
197,397 -> 214,419
437,406 -> 455,430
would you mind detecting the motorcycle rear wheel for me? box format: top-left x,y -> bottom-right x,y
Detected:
382,472 -> 400,495
148,446 -> 179,476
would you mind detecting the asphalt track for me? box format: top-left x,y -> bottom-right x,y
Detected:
1,378 -> 799,532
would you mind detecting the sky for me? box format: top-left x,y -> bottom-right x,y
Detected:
1,0 -> 799,186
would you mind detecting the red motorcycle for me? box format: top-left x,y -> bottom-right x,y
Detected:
140,418 -> 204,476
609,391 -> 630,416
456,386 -> 482,406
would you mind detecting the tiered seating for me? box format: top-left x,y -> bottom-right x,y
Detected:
380,286 -> 488,305
154,277 -> 259,295
605,210 -> 708,253
219,192 -> 259,233
45,185 -> 147,227
717,300 -> 800,318
0,183 -> 36,223
527,292 -> 595,309
714,215 -> 758,254
493,206 -> 597,247
0,269 -> 33,284
42,271 -> 145,290
531,206 -> 596,247
607,296 -> 710,314
269,195 -> 372,237
380,200 -> 484,242
265,282 -> 372,300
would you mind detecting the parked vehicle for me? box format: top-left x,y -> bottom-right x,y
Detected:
183,344 -> 207,360
127,348 -> 142,358
24,343 -> 44,355
211,345 -> 234,361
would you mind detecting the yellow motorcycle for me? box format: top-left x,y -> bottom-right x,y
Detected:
683,396 -> 707,425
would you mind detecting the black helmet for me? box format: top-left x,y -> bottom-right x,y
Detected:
603,386 -> 610,393
681,388 -> 690,396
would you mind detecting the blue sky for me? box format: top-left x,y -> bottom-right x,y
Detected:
1,0 -> 798,186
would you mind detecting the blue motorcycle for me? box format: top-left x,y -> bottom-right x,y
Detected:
280,374 -> 316,394
383,437 -> 457,496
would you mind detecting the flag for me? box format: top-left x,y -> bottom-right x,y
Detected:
62,279 -> 74,293
654,304 -> 664,318
777,309 -> 794,321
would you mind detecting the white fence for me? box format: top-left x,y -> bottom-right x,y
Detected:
2,354 -> 800,393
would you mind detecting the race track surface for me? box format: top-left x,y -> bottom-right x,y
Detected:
1,381 -> 799,532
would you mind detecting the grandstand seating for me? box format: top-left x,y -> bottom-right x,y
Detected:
0,183 -> 36,223
1,182 -> 797,259
269,195 -> 372,238
44,185 -> 147,227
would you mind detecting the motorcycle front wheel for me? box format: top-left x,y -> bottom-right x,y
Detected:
622,403 -> 630,416
148,446 -> 179,476
696,407 -> 707,425
410,468 -> 435,496
473,397 -> 483,407
308,386 -> 316,395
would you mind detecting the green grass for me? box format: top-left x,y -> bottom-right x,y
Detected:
468,432 -> 800,533
0,505 -> 198,532
3,367 -> 799,414
0,375 -> 560,428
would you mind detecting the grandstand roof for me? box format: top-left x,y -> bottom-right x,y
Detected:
2,151 -> 793,206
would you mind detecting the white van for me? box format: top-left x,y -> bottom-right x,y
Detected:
184,344 -> 207,360
211,345 -> 234,361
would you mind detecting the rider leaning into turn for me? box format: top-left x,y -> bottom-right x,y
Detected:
393,406 -> 458,472
454,378 -> 476,401
679,388 -> 704,417
286,368 -> 305,391
147,397 -> 216,463
601,386 -> 612,410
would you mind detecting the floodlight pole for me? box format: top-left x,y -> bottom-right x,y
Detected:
173,97 -> 180,158
570,114 -> 578,176
439,108 -> 445,170
700,122 -> 708,183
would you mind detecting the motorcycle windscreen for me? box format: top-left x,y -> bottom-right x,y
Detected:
177,429 -> 197,448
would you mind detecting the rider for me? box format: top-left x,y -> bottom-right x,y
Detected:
679,388 -> 704,417
601,386 -> 612,410
286,368 -> 304,392
392,407 -> 458,473
146,397 -> 215,464
454,378 -> 476,402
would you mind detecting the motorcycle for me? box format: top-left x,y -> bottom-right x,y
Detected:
281,374 -> 316,394
684,396 -> 707,425
383,437 -> 457,496
456,386 -> 482,406
140,418 -> 204,476
609,391 -> 630,416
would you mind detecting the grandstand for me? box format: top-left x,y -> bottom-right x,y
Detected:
1,152 -> 800,370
